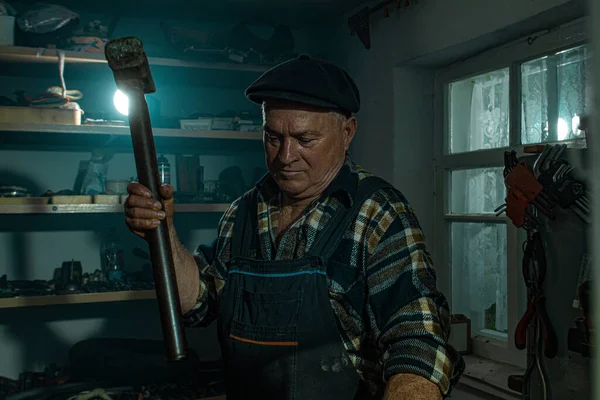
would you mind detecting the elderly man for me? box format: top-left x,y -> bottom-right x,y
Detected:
125,55 -> 464,399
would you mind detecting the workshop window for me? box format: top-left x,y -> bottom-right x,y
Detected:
521,44 -> 591,146
448,68 -> 510,154
447,70 -> 512,341
434,19 -> 589,364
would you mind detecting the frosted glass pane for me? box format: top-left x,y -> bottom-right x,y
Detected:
521,44 -> 591,146
450,167 -> 506,214
449,69 -> 510,154
451,222 -> 508,338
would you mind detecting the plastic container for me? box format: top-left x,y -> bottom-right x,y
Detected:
105,179 -> 130,194
0,16 -> 15,46
101,228 -> 124,281
158,155 -> 171,185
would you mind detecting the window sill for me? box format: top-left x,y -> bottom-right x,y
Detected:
457,355 -> 524,400
471,335 -> 526,369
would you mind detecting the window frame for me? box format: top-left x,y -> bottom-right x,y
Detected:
433,17 -> 589,367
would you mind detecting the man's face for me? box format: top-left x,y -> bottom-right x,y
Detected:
262,100 -> 357,201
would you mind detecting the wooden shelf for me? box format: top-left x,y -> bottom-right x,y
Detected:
0,122 -> 262,140
0,203 -> 230,215
0,122 -> 263,152
0,290 -> 156,309
0,46 -> 270,73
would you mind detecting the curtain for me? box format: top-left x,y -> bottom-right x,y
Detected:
521,45 -> 591,145
454,71 -> 509,335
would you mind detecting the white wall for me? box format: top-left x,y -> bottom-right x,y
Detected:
337,0 -> 583,260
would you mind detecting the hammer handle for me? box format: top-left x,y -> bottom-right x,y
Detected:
128,90 -> 187,361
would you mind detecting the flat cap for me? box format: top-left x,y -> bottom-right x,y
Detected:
245,54 -> 360,114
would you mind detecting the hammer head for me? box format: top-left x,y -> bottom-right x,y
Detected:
105,36 -> 156,94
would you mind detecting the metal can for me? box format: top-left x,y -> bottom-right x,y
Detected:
158,155 -> 171,185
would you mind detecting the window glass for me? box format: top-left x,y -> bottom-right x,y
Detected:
449,68 -> 510,154
521,44 -> 591,146
451,222 -> 508,339
450,167 -> 506,214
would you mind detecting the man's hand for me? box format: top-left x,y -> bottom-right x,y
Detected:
384,374 -> 442,400
125,182 -> 175,238
124,181 -> 200,313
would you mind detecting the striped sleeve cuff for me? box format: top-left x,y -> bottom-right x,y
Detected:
383,337 -> 459,396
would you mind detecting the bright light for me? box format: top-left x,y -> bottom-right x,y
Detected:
113,89 -> 129,116
572,115 -> 581,136
557,118 -> 569,141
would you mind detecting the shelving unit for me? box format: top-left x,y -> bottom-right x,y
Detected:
0,122 -> 263,152
0,42 -> 261,311
0,290 -> 156,309
0,203 -> 230,215
0,45 -> 270,73
0,122 -> 262,140
0,45 -> 268,87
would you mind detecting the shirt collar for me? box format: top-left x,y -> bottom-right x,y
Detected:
256,154 -> 358,207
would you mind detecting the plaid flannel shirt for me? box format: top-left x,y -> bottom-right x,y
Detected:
183,156 -> 465,396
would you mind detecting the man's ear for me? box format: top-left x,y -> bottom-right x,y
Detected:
342,117 -> 357,150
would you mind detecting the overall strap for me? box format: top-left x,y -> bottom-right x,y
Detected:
230,188 -> 259,259
309,176 -> 392,264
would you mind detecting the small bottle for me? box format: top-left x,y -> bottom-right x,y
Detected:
158,155 -> 170,185
100,228 -> 124,281
196,164 -> 205,194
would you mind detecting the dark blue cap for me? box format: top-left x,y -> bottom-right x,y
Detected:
245,55 -> 361,115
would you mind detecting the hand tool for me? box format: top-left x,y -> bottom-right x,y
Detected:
507,227 -> 554,400
533,144 -> 591,223
105,36 -> 187,362
514,229 -> 558,359
496,157 -> 555,227
514,314 -> 552,400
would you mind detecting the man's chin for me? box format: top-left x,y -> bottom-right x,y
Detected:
274,178 -> 306,197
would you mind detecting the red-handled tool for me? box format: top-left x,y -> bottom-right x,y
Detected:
514,229 -> 558,358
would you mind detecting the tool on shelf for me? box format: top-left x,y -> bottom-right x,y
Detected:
105,36 -> 187,362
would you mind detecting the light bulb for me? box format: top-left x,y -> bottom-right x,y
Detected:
113,89 -> 129,116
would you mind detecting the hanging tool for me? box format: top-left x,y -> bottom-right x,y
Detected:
498,144 -> 593,399
568,253 -> 594,357
514,229 -> 558,358
497,145 -> 591,225
532,144 -> 591,223
508,314 -> 552,399
507,227 -> 555,400
495,155 -> 555,227
105,36 -> 187,362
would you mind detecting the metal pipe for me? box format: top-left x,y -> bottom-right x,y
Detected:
105,37 -> 187,362
129,89 -> 187,361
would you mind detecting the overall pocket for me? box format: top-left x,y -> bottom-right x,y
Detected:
227,289 -> 302,400
234,289 -> 302,327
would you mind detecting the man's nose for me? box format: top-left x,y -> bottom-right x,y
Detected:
278,138 -> 297,164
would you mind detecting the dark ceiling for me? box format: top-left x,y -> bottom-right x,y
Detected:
14,0 -> 372,26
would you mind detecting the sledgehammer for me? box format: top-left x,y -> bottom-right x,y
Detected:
105,37 -> 187,362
